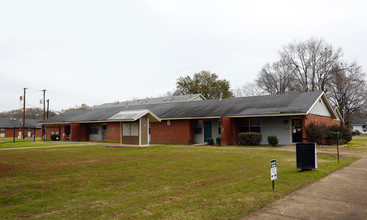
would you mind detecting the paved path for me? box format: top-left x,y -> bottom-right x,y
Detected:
243,156 -> 367,220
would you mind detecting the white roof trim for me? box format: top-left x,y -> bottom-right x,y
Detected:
108,109 -> 161,122
188,94 -> 206,101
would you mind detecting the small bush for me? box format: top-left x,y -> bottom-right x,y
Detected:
207,137 -> 214,145
51,134 -> 60,141
327,125 -> 352,143
305,123 -> 327,144
238,132 -> 262,146
267,135 -> 278,146
306,123 -> 353,145
216,137 -> 221,145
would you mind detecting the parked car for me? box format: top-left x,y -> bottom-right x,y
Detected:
351,129 -> 361,135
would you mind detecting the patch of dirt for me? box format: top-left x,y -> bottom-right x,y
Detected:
0,162 -> 8,172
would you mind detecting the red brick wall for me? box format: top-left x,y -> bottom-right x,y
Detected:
302,114 -> 342,139
221,116 -> 238,145
28,128 -> 41,137
70,123 -> 89,141
35,128 -> 42,137
107,122 -> 120,142
4,128 -> 16,137
151,119 -> 193,144
1,127 -> 41,138
45,124 -> 65,140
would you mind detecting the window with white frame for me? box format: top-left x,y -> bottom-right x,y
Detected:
89,124 -> 99,134
194,120 -> 203,134
123,122 -> 139,136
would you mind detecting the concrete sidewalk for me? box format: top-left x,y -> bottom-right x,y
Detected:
243,157 -> 367,220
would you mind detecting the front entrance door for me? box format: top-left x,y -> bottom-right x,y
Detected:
292,119 -> 303,143
204,121 -> 212,142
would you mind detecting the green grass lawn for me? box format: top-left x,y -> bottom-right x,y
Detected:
0,144 -> 357,219
0,138 -> 70,148
0,137 -> 41,143
316,134 -> 367,154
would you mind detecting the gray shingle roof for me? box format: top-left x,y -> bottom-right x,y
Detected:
0,117 -> 41,128
96,94 -> 205,108
41,91 -> 324,123
352,118 -> 367,125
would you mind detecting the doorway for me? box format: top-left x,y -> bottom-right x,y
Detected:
204,121 -> 212,142
292,119 -> 303,143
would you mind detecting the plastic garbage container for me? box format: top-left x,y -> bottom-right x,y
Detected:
296,142 -> 317,170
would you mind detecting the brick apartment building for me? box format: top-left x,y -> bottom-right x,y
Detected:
39,91 -> 342,146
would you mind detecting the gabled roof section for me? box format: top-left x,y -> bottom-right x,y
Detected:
334,108 -> 344,124
108,109 -> 161,122
306,92 -> 338,119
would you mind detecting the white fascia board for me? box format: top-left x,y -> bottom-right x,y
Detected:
229,113 -> 306,118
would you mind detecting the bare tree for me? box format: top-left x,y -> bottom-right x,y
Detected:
256,61 -> 296,95
328,62 -> 367,126
279,38 -> 342,92
254,37 -> 366,126
256,38 -> 343,95
234,82 -> 266,97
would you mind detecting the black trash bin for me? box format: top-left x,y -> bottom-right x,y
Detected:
296,142 -> 317,170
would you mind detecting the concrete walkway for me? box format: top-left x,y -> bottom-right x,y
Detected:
243,156 -> 367,220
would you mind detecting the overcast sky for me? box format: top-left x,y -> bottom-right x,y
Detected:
1,0 -> 366,112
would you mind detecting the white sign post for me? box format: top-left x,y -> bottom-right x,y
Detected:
270,159 -> 277,191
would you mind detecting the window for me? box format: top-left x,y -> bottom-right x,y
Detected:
194,120 -> 203,134
218,120 -> 221,134
89,124 -> 99,134
123,122 -> 139,136
239,119 -> 261,133
0,128 -> 4,138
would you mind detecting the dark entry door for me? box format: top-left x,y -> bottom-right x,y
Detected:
292,119 -> 303,143
204,121 -> 212,142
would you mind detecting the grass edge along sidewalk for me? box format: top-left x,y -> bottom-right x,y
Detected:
0,145 -> 357,219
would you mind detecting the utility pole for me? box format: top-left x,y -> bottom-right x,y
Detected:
23,88 -> 27,139
42,89 -> 46,120
42,89 -> 46,141
47,99 -> 50,119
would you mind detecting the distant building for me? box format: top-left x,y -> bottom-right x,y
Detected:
0,117 -> 42,138
351,118 -> 367,134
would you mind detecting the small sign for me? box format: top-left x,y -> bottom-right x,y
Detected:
270,159 -> 277,181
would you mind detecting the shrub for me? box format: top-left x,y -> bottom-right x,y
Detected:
238,132 -> 262,146
306,123 -> 353,145
305,123 -> 327,144
216,137 -> 221,145
267,135 -> 278,146
207,137 -> 214,145
327,125 -> 352,143
51,134 -> 60,141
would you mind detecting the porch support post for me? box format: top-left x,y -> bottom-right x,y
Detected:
221,116 -> 237,145
302,115 -> 308,143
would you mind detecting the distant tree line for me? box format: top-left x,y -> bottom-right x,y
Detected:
0,108 -> 57,120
